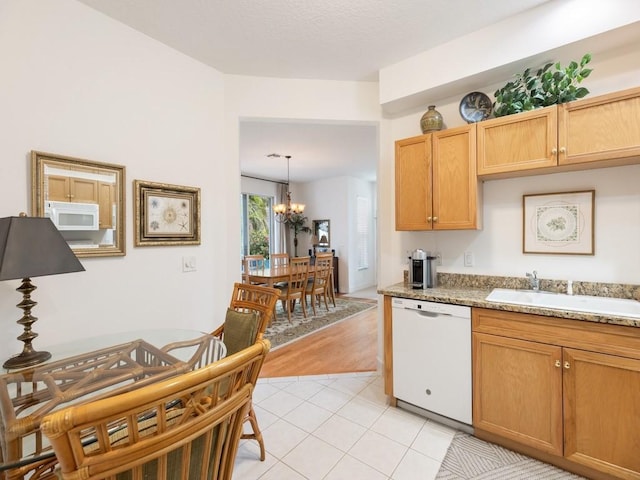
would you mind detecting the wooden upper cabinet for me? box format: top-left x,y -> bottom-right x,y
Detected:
476,106 -> 558,177
559,86 -> 640,166
432,125 -> 479,230
477,85 -> 640,178
47,175 -> 98,203
395,125 -> 480,231
395,134 -> 432,230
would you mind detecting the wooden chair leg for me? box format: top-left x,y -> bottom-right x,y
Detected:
309,292 -> 317,316
242,403 -> 266,461
328,272 -> 336,307
322,290 -> 330,311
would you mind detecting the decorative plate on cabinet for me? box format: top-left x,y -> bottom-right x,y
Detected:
459,92 -> 492,123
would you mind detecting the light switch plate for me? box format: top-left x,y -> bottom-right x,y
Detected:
182,256 -> 196,272
464,251 -> 474,267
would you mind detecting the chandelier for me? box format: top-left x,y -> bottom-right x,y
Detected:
268,154 -> 305,223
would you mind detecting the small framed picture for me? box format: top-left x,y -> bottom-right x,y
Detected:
134,180 -> 201,246
523,190 -> 594,255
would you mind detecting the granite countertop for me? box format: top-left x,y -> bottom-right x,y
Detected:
378,275 -> 640,329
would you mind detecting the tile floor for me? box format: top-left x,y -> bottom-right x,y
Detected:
233,372 -> 457,480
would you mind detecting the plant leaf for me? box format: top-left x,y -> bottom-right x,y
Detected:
575,87 -> 589,98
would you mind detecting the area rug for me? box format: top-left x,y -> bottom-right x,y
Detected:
264,298 -> 376,349
435,432 -> 585,479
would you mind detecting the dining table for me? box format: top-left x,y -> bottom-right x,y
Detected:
246,264 -> 317,287
0,329 -> 226,480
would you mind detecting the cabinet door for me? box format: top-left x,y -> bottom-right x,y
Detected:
98,182 -> 114,229
473,332 -> 563,455
47,175 -> 71,201
432,124 -> 479,230
70,177 -> 98,203
395,134 -> 432,230
477,106 -> 558,177
563,348 -> 640,478
559,86 -> 640,167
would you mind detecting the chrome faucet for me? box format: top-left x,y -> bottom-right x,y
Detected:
526,270 -> 540,291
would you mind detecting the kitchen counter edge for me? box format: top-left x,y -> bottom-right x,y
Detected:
378,283 -> 640,328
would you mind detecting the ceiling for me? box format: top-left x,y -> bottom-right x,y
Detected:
77,0 -> 553,183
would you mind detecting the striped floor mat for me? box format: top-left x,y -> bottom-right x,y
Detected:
436,433 -> 585,479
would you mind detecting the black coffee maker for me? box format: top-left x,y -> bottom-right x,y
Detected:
408,249 -> 437,289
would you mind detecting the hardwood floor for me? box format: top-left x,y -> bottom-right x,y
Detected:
259,298 -> 378,378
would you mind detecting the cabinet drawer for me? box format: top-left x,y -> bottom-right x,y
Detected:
472,308 -> 640,360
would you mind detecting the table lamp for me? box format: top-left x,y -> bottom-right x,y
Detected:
0,213 -> 85,369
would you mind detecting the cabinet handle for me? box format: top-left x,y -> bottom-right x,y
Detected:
564,361 -> 570,369
432,216 -> 438,222
559,147 -> 566,154
427,216 -> 432,222
555,360 -> 561,368
551,147 -> 558,155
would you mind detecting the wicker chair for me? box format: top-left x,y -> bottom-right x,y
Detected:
40,339 -> 270,480
211,282 -> 280,461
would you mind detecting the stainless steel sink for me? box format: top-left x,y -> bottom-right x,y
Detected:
486,288 -> 640,319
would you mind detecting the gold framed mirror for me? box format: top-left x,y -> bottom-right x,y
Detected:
31,151 -> 126,257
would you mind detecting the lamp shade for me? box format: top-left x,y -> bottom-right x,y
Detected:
0,215 -> 85,280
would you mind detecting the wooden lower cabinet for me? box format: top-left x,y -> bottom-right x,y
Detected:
98,181 -> 115,229
473,333 -> 563,455
563,348 -> 640,478
472,308 -> 640,480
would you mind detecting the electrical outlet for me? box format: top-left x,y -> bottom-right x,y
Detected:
434,252 -> 442,266
464,251 -> 474,267
182,256 -> 196,272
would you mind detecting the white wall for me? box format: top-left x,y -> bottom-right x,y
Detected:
379,0 -> 640,112
0,0 -> 233,358
378,25 -> 640,290
226,75 -> 383,292
301,177 -> 377,293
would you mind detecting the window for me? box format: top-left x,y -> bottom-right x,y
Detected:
241,193 -> 274,258
356,196 -> 369,269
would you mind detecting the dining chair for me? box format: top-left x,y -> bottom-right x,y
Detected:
277,256 -> 310,322
211,282 -> 280,461
270,252 -> 290,288
242,254 -> 265,284
40,340 -> 271,480
317,252 -> 337,307
270,252 -> 289,267
305,254 -> 333,315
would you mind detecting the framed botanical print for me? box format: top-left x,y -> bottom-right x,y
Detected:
134,180 -> 201,246
523,190 -> 594,255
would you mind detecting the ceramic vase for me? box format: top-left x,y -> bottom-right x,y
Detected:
420,105 -> 443,133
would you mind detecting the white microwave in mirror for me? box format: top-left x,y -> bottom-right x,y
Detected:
44,201 -> 99,231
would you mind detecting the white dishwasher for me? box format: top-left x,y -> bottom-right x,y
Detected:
392,297 -> 472,427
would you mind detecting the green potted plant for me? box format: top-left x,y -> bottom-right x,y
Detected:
284,213 -> 312,257
493,53 -> 593,117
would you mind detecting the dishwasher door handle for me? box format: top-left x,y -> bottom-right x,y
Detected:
406,308 -> 452,318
